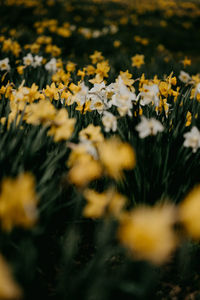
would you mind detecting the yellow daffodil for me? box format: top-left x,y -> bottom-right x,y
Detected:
0,173 -> 38,231
118,204 -> 177,265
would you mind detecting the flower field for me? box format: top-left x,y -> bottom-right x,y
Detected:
1,0 -> 200,299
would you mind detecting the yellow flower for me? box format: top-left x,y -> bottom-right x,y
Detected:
36,35 -> 52,45
52,69 -> 70,84
66,61 -> 76,73
67,144 -> 93,168
85,65 -> 96,76
141,38 -> 149,46
57,27 -> 71,38
45,44 -> 61,56
172,87 -> 180,102
47,109 -> 76,142
75,100 -> 91,114
0,85 -> 6,100
25,100 -> 57,126
12,41 -> 21,57
179,185 -> 200,239
69,83 -> 81,94
131,54 -> 145,69
159,81 -> 170,98
2,39 -> 12,53
0,254 -> 22,300
95,60 -> 110,79
118,204 -> 177,265
24,43 -> 40,54
83,188 -> 127,219
43,82 -> 59,101
119,70 -> 134,87
113,40 -> 121,48
68,159 -> 102,187
79,124 -> 104,143
185,111 -> 192,127
26,83 -> 40,103
97,137 -> 136,180
181,57 -> 191,67
48,120 -> 75,142
0,173 -> 38,231
83,189 -> 109,218
89,73 -> 105,84
17,65 -> 25,75
77,69 -> 86,80
89,51 -> 104,64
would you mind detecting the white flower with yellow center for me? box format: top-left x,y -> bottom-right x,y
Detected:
45,58 -> 57,73
102,111 -> 117,132
136,116 -> 164,138
110,76 -> 136,116
138,84 -> 160,107
194,82 -> 200,98
90,96 -> 104,114
183,126 -> 200,153
32,55 -> 43,68
0,58 -> 10,72
23,53 -> 34,66
75,82 -> 89,105
179,70 -> 191,83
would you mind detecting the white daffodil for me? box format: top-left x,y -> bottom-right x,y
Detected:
183,126 -> 200,153
74,82 -> 89,105
45,58 -> 57,73
90,82 -> 106,93
136,116 -> 164,138
110,76 -> 136,116
23,53 -> 34,66
0,58 -> 10,72
179,70 -> 191,84
194,83 -> 200,98
32,55 -> 43,68
102,111 -> 117,132
90,96 -> 105,114
92,30 -> 101,38
138,84 -> 160,107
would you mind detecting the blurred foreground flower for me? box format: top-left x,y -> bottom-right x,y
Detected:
97,137 -> 136,180
83,188 -> 126,218
47,108 -> 76,142
0,173 -> 38,231
179,185 -> 200,239
67,143 -> 102,187
68,159 -> 102,187
118,204 -> 177,265
0,254 -> 22,300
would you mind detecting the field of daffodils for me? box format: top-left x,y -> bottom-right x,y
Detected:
1,0 -> 200,299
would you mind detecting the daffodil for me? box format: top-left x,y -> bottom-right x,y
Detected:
131,54 -> 145,69
183,126 -> 200,152
102,111 -> 117,132
97,137 -> 136,180
0,58 -> 10,72
135,116 -> 164,138
179,185 -> 200,239
0,254 -> 22,300
0,173 -> 38,231
179,70 -> 191,83
83,188 -> 126,218
45,58 -> 57,73
118,204 -> 177,265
